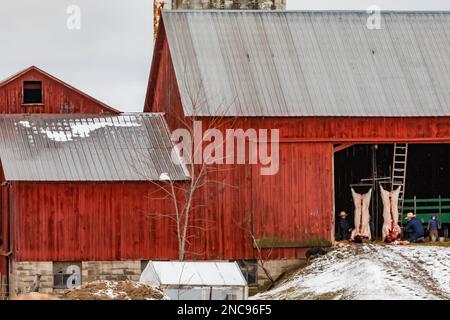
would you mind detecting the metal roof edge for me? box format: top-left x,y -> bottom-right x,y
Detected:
162,9 -> 450,14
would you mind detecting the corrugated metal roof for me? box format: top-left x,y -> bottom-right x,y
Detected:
140,261 -> 247,286
0,114 -> 189,181
162,10 -> 450,117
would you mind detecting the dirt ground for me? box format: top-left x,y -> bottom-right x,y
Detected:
253,243 -> 450,300
64,280 -> 168,300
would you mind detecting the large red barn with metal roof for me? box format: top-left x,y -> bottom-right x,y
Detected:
145,10 -> 450,267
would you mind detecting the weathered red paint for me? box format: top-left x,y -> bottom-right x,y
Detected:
0,66 -> 119,114
7,176 -> 319,261
9,182 -> 179,262
0,164 -> 8,276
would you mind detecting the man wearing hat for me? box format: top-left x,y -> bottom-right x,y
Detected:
338,211 -> 351,241
403,212 -> 425,243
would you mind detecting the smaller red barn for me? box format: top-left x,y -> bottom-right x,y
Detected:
0,113 -> 188,295
0,66 -> 119,114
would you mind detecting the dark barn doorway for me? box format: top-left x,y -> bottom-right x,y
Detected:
334,144 -> 450,240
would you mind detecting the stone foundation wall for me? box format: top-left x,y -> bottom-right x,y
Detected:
81,261 -> 141,283
9,258 -> 303,296
9,260 -> 142,295
11,261 -> 53,294
255,259 -> 306,293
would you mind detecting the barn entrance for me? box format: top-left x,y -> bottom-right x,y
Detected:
334,144 -> 450,240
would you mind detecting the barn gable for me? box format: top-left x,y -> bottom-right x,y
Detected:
146,10 -> 450,117
0,66 -> 120,114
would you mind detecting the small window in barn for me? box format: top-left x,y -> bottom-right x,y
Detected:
236,260 -> 258,287
23,81 -> 43,104
53,262 -> 82,289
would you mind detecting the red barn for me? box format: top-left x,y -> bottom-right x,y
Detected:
0,66 -> 119,114
0,114 -> 188,295
145,10 -> 450,276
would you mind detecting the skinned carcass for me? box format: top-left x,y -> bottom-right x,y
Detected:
361,189 -> 372,240
350,188 -> 372,241
380,185 -> 402,242
388,187 -> 402,240
380,185 -> 392,241
350,188 -> 362,241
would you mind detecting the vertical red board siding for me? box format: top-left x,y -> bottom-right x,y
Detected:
241,117 -> 450,142
11,148 -> 331,262
0,164 -> 7,275
12,182 -> 180,262
251,143 -> 334,247
0,69 -> 118,114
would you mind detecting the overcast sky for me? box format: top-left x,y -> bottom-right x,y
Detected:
1,1 -> 450,112
287,0 -> 450,11
0,0 -> 152,112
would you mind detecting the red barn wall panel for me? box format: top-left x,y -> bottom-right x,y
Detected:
0,164 -> 7,275
10,142 -> 330,262
239,117 -> 450,142
12,182 -> 179,262
0,68 -> 118,114
251,143 -> 334,247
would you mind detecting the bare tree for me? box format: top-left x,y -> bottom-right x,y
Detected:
143,76 -> 237,261
236,216 -> 275,288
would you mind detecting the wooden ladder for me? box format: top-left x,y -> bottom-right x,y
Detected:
391,143 -> 408,221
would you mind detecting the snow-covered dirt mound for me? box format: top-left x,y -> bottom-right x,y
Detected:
253,244 -> 450,300
64,280 -> 170,300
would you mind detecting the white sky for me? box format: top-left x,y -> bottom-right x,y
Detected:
287,0 -> 450,11
1,1 -> 450,112
0,0 -> 152,112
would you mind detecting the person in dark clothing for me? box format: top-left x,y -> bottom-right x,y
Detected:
369,215 -> 375,242
403,212 -> 425,243
338,211 -> 351,241
427,215 -> 441,242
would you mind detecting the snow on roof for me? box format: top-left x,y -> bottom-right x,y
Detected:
0,114 -> 189,182
140,261 -> 247,287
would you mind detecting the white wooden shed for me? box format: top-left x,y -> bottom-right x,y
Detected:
139,261 -> 248,300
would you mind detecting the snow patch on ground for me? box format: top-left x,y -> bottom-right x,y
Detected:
64,280 -> 170,300
253,244 -> 450,300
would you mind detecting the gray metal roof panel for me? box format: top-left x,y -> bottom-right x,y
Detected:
162,11 -> 450,117
0,114 -> 189,182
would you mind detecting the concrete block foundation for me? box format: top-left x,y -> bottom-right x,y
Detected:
9,260 -> 142,295
8,258 -> 305,296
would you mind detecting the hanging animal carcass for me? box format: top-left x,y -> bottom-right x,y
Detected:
380,185 -> 402,242
350,188 -> 372,241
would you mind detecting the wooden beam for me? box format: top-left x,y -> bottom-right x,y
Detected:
334,143 -> 355,153
276,137 -> 450,144
254,239 -> 333,249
